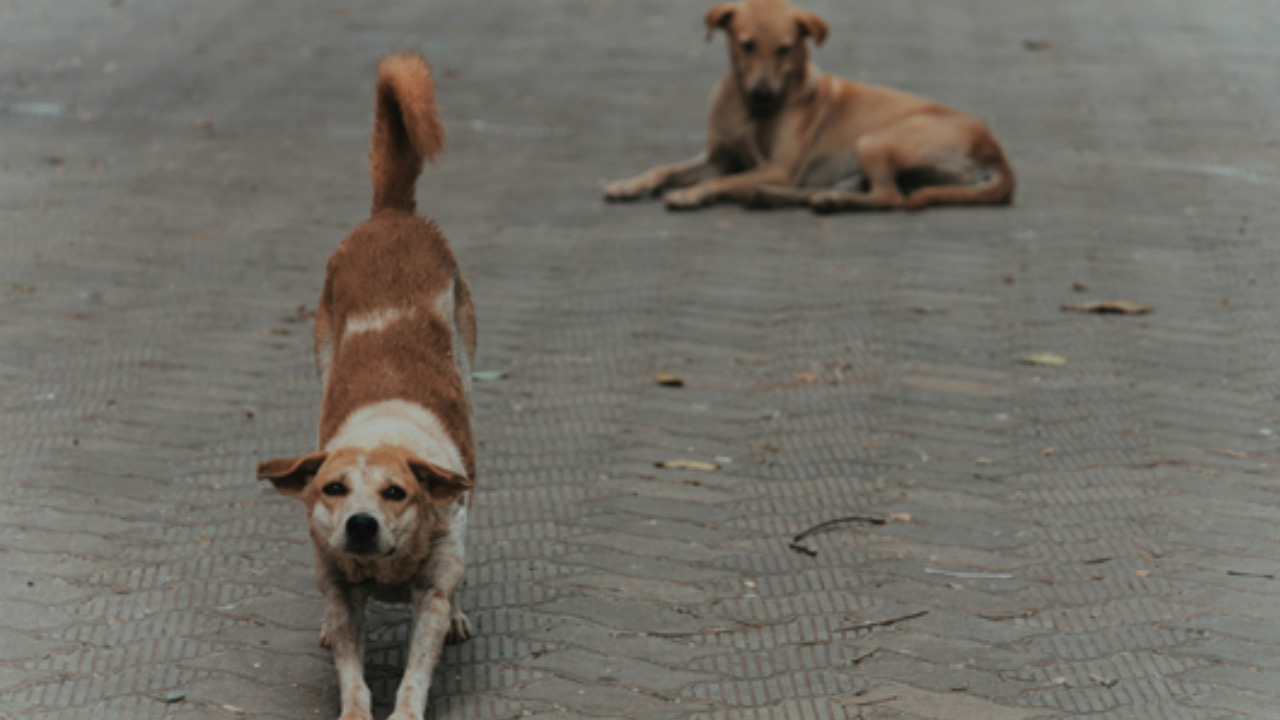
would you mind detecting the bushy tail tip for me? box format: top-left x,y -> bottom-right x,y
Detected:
370,53 -> 446,213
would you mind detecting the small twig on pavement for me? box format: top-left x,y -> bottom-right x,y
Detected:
835,609 -> 928,634
789,515 -> 887,556
1227,569 -> 1277,580
849,645 -> 881,665
788,541 -> 818,556
622,616 -> 798,638
839,694 -> 898,707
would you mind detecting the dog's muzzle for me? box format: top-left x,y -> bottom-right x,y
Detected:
747,86 -> 781,116
344,513 -> 381,554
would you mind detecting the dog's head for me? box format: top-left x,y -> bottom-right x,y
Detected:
258,446 -> 471,560
704,0 -> 828,117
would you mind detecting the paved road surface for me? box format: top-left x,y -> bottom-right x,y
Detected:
2,0 -> 1279,718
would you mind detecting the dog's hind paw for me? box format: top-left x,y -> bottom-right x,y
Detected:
319,622 -> 332,650
445,606 -> 473,645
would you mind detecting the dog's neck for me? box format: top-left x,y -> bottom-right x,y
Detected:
324,399 -> 467,478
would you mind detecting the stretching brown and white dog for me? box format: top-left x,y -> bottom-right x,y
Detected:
604,0 -> 1014,212
258,53 -> 477,720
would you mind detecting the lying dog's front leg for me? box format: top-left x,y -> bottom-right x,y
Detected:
747,184 -> 816,208
664,165 -> 793,210
320,576 -> 373,720
389,516 -> 468,720
604,153 -> 722,201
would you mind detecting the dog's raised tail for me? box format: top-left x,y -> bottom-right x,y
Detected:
370,53 -> 446,214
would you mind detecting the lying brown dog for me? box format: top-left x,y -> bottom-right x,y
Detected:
604,0 -> 1014,212
258,54 -> 477,720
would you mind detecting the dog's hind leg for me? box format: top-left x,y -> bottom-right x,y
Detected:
808,136 -> 906,212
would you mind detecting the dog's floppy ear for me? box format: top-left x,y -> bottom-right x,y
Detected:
408,459 -> 474,504
704,3 -> 736,41
258,452 -> 328,497
795,10 -> 829,46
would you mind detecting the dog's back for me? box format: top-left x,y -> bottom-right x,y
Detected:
313,54 -> 478,477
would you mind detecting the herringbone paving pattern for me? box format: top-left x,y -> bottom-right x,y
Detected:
2,0 -> 1279,718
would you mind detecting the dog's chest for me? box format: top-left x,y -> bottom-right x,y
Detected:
334,553 -> 425,591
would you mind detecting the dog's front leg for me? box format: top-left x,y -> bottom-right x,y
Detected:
321,578 -> 373,720
603,153 -> 722,201
664,165 -> 792,209
389,531 -> 467,720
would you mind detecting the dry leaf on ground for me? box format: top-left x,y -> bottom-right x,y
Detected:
655,371 -> 684,387
796,372 -> 819,383
1061,299 -> 1152,315
471,370 -> 509,381
655,459 -> 720,472
1019,351 -> 1066,367
888,513 -> 913,523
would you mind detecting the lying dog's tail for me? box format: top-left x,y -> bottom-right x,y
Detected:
904,133 -> 1016,210
370,53 -> 446,214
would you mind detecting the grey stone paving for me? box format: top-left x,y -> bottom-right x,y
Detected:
2,0 -> 1280,718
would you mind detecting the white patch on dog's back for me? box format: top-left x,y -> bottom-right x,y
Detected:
325,399 -> 465,476
345,307 -> 415,336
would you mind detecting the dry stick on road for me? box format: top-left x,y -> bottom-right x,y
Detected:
834,609 -> 929,634
848,645 -> 881,665
788,515 -> 886,556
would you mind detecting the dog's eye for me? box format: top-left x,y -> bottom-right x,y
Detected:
382,486 -> 407,501
776,45 -> 791,57
322,482 -> 347,497
740,40 -> 756,54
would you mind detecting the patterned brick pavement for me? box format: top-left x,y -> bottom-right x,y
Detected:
2,0 -> 1279,718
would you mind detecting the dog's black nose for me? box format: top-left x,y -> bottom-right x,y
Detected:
748,86 -> 779,112
346,514 -> 379,544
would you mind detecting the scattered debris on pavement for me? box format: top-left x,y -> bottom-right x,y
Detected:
655,459 -> 719,472
924,567 -> 1014,580
471,369 -> 509,381
655,371 -> 684,387
1061,299 -> 1152,315
1019,351 -> 1066,366
835,609 -> 929,633
789,515 -> 887,556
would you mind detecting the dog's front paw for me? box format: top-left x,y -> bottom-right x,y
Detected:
603,178 -> 652,202
338,711 -> 374,720
663,188 -> 709,210
808,190 -> 845,214
446,606 -> 473,645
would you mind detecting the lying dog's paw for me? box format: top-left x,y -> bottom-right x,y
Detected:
663,188 -> 708,210
808,190 -> 845,214
603,178 -> 650,202
446,605 -> 473,645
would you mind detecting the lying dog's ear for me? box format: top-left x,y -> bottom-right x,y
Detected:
408,459 -> 474,504
795,10 -> 829,46
258,452 -> 328,497
704,3 -> 736,41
